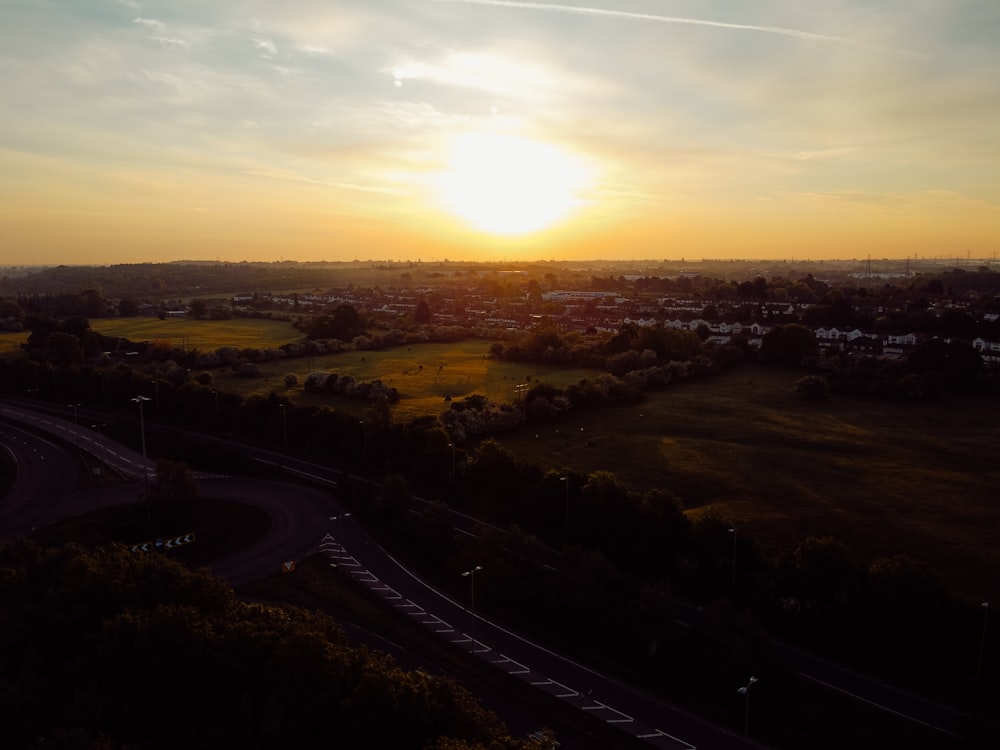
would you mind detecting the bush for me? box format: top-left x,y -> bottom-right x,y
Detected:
793,374 -> 829,399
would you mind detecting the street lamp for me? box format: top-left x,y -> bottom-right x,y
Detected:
737,675 -> 758,741
977,602 -> 989,680
130,395 -> 152,514
359,419 -> 366,465
462,564 -> 483,651
462,565 -> 483,613
279,403 -> 287,447
329,512 -> 352,543
729,527 -> 737,591
560,476 -> 569,529
448,442 -> 455,485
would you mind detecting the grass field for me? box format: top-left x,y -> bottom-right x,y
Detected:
212,339 -> 604,422
4,314 -> 997,598
89,316 -> 302,351
0,331 -> 27,355
493,366 -> 1000,599
0,317 -> 302,355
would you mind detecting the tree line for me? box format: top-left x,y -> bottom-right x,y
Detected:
0,541 -> 547,750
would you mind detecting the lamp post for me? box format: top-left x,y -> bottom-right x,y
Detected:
448,442 -> 455,485
978,602 -> 989,680
737,675 -> 758,741
279,403 -> 287,447
211,389 -> 220,430
462,565 -> 483,651
729,527 -> 737,591
131,395 -> 152,515
560,476 -> 569,530
329,512 -> 352,544
359,419 -> 365,465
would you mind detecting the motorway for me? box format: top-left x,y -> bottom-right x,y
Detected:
0,399 -> 979,748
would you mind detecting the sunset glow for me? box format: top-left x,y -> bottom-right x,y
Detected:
438,132 -> 591,235
1,1 -> 998,264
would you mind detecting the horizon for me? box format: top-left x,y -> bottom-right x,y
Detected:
2,1 -> 998,265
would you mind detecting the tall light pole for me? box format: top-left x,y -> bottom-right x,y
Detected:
462,565 -> 483,651
977,602 -> 989,680
131,395 -> 152,515
279,403 -> 287,447
738,675 -> 758,742
329,512 -> 352,543
729,527 -> 737,591
560,476 -> 569,530
448,442 -> 455,485
359,419 -> 365,465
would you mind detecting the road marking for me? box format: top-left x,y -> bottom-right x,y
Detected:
799,673 -> 957,736
491,654 -> 529,674
638,729 -> 696,750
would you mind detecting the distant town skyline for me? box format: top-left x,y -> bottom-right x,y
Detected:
2,1 -> 997,265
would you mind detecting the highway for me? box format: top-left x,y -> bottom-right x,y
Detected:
0,399 -> 979,748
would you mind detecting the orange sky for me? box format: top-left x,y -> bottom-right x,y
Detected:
2,1 -> 998,265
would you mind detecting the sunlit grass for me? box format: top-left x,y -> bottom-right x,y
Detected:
0,331 -> 26,355
216,340 -> 603,422
89,316 -> 302,351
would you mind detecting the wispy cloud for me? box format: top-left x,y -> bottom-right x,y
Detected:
253,37 -> 278,58
132,17 -> 164,30
435,0 -> 927,57
783,146 -> 859,161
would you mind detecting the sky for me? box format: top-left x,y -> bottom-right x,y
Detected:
1,0 -> 998,265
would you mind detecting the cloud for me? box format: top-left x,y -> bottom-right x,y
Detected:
253,37 -> 278,58
784,147 -> 859,161
133,17 -> 165,30
435,0 -> 928,57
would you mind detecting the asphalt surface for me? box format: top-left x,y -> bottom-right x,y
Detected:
0,399 -> 983,748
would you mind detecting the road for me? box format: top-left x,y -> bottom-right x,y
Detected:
0,399 -> 979,747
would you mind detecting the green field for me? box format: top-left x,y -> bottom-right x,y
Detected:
0,317 -> 303,356
494,366 -> 1000,599
212,339 -> 604,422
4,314 -> 997,598
0,331 -> 25,355
89,316 -> 302,351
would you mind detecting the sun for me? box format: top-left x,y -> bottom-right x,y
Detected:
437,132 -> 590,236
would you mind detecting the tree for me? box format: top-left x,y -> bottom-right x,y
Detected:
793,374 -> 829,399
415,298 -> 432,324
150,458 -> 200,505
330,304 -> 365,341
118,298 -> 139,317
188,298 -> 208,320
759,323 -> 818,366
43,331 -> 84,366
